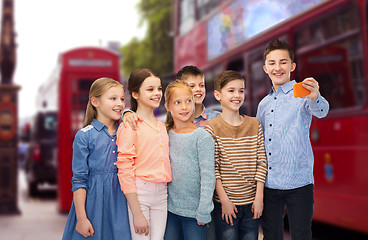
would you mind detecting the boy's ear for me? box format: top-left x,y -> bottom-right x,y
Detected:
132,92 -> 139,100
263,65 -> 268,74
291,62 -> 296,72
214,90 -> 221,101
91,97 -> 98,108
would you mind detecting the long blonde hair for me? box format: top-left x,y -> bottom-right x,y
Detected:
83,77 -> 124,127
164,80 -> 193,131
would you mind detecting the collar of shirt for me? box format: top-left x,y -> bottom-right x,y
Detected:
194,106 -> 209,122
136,117 -> 162,132
91,119 -> 118,136
269,80 -> 295,95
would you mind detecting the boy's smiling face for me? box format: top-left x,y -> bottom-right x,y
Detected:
263,49 -> 296,92
214,79 -> 245,113
183,75 -> 206,105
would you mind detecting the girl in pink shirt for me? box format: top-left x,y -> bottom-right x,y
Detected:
116,68 -> 172,240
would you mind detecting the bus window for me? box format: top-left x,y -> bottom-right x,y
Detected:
35,112 -> 57,139
203,65 -> 223,111
294,2 -> 365,111
44,115 -> 57,132
227,57 -> 247,114
248,50 -> 270,117
227,58 -> 244,74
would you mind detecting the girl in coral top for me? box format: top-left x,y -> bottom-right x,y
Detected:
116,68 -> 172,240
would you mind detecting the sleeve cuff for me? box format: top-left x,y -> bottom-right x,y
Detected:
72,185 -> 87,192
123,109 -> 135,115
195,213 -> 211,224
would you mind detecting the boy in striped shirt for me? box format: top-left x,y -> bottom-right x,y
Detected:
205,70 -> 268,240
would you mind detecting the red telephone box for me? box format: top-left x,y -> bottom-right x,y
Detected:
39,47 -> 121,212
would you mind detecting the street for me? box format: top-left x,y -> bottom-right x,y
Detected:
0,170 -> 67,240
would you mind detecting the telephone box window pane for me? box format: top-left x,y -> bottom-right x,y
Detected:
78,79 -> 93,91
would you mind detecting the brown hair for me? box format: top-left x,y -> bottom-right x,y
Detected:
176,65 -> 204,81
263,39 -> 294,62
83,77 -> 124,127
127,68 -> 160,112
214,70 -> 244,91
164,80 -> 193,131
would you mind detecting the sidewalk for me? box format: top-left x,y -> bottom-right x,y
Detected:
0,170 -> 67,240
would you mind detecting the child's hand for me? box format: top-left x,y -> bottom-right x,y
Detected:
197,221 -> 205,226
221,199 -> 238,226
302,77 -> 319,101
133,213 -> 149,236
76,218 -> 94,237
251,195 -> 263,219
123,112 -> 139,129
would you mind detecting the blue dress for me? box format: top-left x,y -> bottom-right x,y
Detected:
62,119 -> 131,240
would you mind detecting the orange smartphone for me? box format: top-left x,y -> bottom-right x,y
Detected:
293,82 -> 310,98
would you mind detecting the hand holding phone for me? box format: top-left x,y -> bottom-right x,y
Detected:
293,82 -> 311,98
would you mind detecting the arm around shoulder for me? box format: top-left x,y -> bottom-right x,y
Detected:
121,109 -> 139,129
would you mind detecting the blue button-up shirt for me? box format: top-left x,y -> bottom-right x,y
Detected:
71,119 -> 119,192
256,80 -> 329,190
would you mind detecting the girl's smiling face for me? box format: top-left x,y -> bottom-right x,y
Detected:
133,76 -> 162,109
166,87 -> 194,123
92,85 -> 125,125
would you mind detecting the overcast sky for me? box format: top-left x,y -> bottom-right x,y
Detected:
12,0 -> 145,119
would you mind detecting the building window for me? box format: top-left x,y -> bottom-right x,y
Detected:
197,0 -> 220,20
179,0 -> 195,35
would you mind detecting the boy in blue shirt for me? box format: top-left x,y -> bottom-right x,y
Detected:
256,39 -> 329,240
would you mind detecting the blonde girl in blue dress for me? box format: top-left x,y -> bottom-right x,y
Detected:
62,77 -> 131,240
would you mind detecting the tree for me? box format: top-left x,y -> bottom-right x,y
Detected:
120,0 -> 173,76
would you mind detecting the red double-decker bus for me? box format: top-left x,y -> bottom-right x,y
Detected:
34,47 -> 121,212
173,0 -> 368,234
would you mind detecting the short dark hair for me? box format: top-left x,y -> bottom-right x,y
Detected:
264,39 -> 294,62
214,70 -> 244,91
176,65 -> 204,80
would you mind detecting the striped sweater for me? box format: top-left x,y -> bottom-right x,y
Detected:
205,115 -> 268,205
